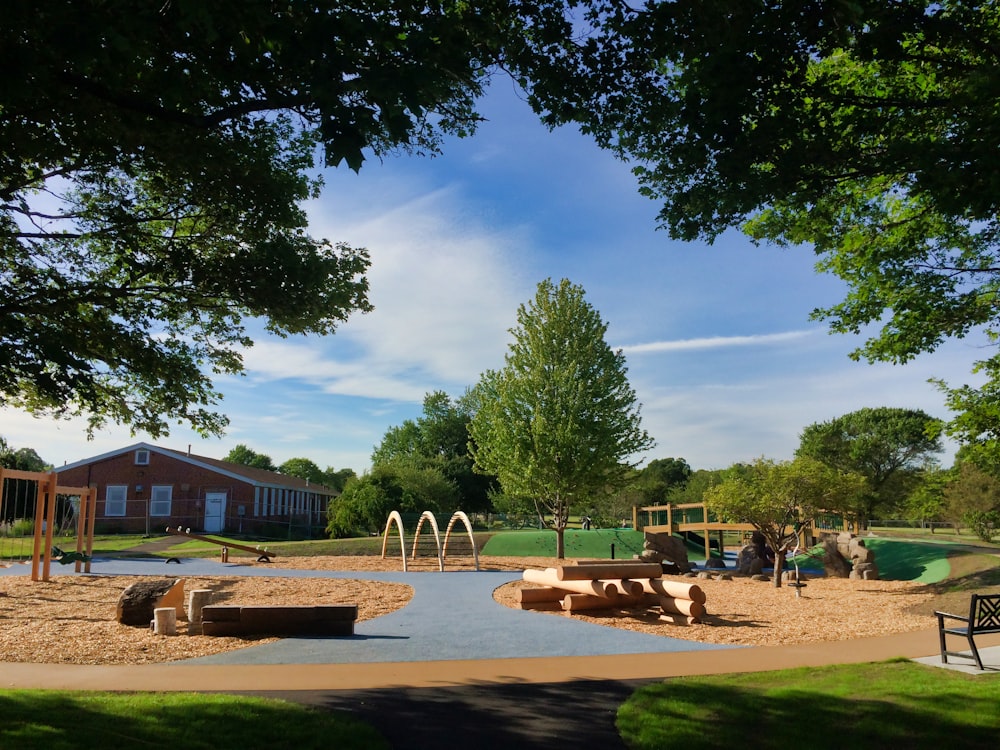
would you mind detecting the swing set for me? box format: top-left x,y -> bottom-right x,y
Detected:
0,468 -> 97,582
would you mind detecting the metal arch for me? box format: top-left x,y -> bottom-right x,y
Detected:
380,510 -> 408,572
443,511 -> 480,571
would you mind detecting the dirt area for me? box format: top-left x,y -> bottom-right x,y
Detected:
0,553 -> 964,665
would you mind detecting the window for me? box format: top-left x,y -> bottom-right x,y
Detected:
105,486 -> 127,516
135,449 -> 150,465
150,485 -> 172,517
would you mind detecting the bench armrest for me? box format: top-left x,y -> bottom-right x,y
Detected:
934,610 -> 970,624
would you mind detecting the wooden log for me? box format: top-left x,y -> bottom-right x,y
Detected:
641,578 -> 707,604
561,593 -> 645,611
523,568 -> 619,599
555,562 -> 663,581
517,601 -> 563,611
153,607 -> 177,636
516,586 -> 567,604
611,579 -> 644,597
659,612 -> 699,626
659,596 -> 706,618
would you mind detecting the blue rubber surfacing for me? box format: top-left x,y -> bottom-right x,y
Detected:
2,556 -> 737,665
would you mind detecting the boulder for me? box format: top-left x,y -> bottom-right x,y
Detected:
117,579 -> 185,627
704,557 -> 727,569
638,531 -> 692,573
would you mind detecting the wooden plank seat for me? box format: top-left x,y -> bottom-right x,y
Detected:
201,604 -> 357,637
935,593 -> 1000,670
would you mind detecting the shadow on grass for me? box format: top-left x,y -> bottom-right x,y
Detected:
0,690 -> 387,750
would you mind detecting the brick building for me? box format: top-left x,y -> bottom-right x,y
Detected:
56,442 -> 335,537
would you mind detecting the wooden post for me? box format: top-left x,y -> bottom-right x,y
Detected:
187,589 -> 213,634
153,607 -> 177,635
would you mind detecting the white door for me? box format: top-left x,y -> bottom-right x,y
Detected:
204,492 -> 227,533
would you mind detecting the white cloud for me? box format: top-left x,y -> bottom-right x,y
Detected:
619,329 -> 818,355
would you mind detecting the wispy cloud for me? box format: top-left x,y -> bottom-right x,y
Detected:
619,329 -> 818,355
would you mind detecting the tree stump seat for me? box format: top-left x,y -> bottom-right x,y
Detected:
200,604 -> 357,637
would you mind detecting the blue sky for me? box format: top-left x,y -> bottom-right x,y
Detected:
3,80 -> 981,472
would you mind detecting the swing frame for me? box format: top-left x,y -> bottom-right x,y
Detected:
0,468 -> 97,581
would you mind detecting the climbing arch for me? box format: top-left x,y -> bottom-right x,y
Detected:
380,510 -> 409,572
411,510 -> 444,571
443,510 -> 480,571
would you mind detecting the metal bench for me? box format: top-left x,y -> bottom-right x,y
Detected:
935,593 -> 1000,670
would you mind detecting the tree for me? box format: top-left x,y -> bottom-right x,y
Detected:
223,444 -> 276,472
633,457 -> 692,504
468,278 -> 655,558
796,407 -> 943,526
705,457 -> 866,587
512,2 -> 1000,458
278,458 -> 327,487
326,462 -> 458,538
943,462 -> 1000,542
0,437 -> 48,472
373,391 -> 496,513
2,0 -> 526,436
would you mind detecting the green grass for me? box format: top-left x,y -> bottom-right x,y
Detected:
617,660 -> 1000,750
480,528 -> 647,558
0,691 -> 387,750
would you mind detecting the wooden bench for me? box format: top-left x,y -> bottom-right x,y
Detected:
201,604 -> 357,637
935,593 -> 1000,670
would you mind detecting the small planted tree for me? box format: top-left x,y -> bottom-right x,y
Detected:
469,278 -> 654,558
705,457 -> 866,587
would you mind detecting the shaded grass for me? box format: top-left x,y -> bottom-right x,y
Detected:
0,691 -> 387,750
617,661 -> 1000,750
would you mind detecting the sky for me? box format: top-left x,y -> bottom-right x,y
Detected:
2,79 -> 984,473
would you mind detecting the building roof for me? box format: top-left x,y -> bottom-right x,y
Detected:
55,442 -> 336,496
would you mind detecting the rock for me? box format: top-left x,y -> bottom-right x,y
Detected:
704,557 -> 727,569
851,561 -> 880,580
750,574 -> 770,582
117,579 -> 185,627
639,531 -> 693,573
821,534 -> 853,578
717,573 -> 733,581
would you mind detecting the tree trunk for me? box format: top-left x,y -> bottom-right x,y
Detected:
556,525 -> 565,559
772,550 -> 786,588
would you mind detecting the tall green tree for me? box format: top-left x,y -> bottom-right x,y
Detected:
705,457 -> 866,587
943,462 -> 1000,542
513,1 -> 1000,458
469,278 -> 655,558
796,407 -> 943,525
223,444 -> 276,472
633,457 -> 692,504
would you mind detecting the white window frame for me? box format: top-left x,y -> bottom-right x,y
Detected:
135,449 -> 150,465
105,485 -> 127,517
150,485 -> 173,517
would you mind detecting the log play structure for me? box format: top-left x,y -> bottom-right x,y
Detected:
518,560 -> 708,625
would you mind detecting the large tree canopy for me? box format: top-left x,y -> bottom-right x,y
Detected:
513,0 -> 1000,453
1,0 -> 518,436
469,278 -> 654,558
796,407 -> 943,524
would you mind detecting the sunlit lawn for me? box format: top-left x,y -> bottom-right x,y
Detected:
617,660 -> 1000,750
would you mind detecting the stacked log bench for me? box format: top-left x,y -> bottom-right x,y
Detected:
200,604 -> 358,637
518,561 -> 707,625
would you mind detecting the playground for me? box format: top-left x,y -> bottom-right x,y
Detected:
0,548 -> 952,666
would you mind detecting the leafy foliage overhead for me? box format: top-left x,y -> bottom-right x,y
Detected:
1,0 -> 512,436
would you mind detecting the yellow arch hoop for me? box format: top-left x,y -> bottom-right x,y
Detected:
443,511 -> 480,571
411,511 -> 444,571
380,510 -> 408,572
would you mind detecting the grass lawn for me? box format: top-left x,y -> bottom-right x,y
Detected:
0,691 -> 387,750
617,660 -> 1000,750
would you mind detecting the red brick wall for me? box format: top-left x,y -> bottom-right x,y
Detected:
57,449 -> 255,534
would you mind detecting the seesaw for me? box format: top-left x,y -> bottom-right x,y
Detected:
164,526 -> 276,563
